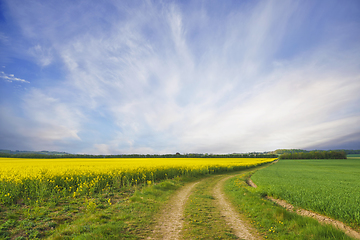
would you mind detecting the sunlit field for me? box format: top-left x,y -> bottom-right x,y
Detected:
0,157 -> 275,205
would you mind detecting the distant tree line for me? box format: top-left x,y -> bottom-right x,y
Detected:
279,150 -> 347,160
274,149 -> 360,155
273,149 -> 308,154
0,150 -> 69,155
0,152 -> 277,159
345,149 -> 360,154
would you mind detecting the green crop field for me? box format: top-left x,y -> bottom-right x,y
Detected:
251,159 -> 360,230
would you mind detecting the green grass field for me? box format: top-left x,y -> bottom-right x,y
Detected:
224,171 -> 352,240
251,159 -> 360,231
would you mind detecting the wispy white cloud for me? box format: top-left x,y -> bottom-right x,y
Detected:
1,0 -> 360,153
0,71 -> 29,83
28,44 -> 53,66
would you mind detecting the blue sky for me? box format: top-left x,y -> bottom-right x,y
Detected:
1,0 -> 360,154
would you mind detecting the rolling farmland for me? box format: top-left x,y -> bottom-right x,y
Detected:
1,156 -> 358,239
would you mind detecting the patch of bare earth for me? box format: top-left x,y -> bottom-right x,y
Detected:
148,181 -> 200,240
247,178 -> 360,240
213,175 -> 262,240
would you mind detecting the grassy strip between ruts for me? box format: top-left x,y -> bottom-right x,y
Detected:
224,171 -> 354,240
182,173 -> 239,239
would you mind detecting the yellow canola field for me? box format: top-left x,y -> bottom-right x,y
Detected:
0,157 -> 275,204
0,157 -> 274,180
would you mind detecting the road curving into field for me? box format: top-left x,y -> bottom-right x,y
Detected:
149,171 -> 262,239
149,159 -> 360,240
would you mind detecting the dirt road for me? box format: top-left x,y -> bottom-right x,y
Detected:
150,173 -> 261,239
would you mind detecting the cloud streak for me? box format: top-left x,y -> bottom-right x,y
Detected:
1,0 -> 360,153
0,71 -> 29,83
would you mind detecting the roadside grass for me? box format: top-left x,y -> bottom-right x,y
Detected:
0,177 -> 192,239
251,159 -> 360,231
224,172 -> 354,240
182,173 -> 238,239
1,170 -> 272,239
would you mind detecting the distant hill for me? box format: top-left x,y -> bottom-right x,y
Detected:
272,149 -> 360,155
0,149 -> 70,156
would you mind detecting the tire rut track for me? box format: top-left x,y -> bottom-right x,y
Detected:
213,175 -> 262,240
149,181 -> 200,240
